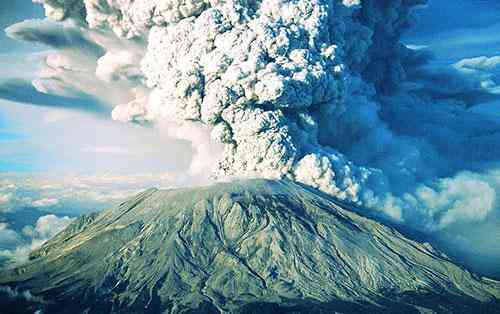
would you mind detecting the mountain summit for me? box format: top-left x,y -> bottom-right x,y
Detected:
1,179 -> 499,313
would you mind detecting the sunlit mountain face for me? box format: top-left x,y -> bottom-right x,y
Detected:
0,1 -> 500,313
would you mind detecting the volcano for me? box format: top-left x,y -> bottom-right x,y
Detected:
1,179 -> 499,313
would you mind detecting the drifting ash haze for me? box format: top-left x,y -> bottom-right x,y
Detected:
4,0 -> 500,275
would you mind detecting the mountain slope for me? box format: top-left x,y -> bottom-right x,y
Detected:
1,179 -> 499,313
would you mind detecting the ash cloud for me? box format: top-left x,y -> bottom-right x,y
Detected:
5,18 -> 103,53
4,17 -> 147,111
6,0 -> 500,275
0,79 -> 107,113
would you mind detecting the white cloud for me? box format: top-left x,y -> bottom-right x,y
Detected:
31,197 -> 59,207
0,223 -> 21,247
32,214 -> 73,240
454,55 -> 500,94
0,193 -> 11,204
0,172 -> 183,214
43,109 -> 76,124
0,214 -> 74,267
406,44 -> 428,50
0,285 -> 44,303
82,145 -> 151,156
398,172 -> 499,230
0,102 -> 192,174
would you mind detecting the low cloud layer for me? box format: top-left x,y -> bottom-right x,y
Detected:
0,285 -> 44,303
0,214 -> 74,266
0,172 -> 181,214
0,172 -> 183,267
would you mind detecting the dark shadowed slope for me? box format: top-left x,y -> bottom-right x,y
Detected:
1,179 -> 499,313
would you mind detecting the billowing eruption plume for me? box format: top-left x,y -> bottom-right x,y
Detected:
26,0 -> 419,200
6,0 -> 500,275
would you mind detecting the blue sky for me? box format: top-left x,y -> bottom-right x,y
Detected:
0,1 -> 41,133
0,1 -> 45,172
403,0 -> 500,119
404,0 -> 500,62
0,111 -> 35,172
0,1 -> 43,53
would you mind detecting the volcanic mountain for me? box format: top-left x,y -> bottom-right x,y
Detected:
1,179 -> 499,313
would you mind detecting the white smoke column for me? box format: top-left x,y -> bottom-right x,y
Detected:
105,0 -> 375,201
17,0 -> 500,242
157,120 -> 224,178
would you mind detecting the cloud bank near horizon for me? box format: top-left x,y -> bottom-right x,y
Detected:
0,171 -> 184,267
0,215 -> 74,266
